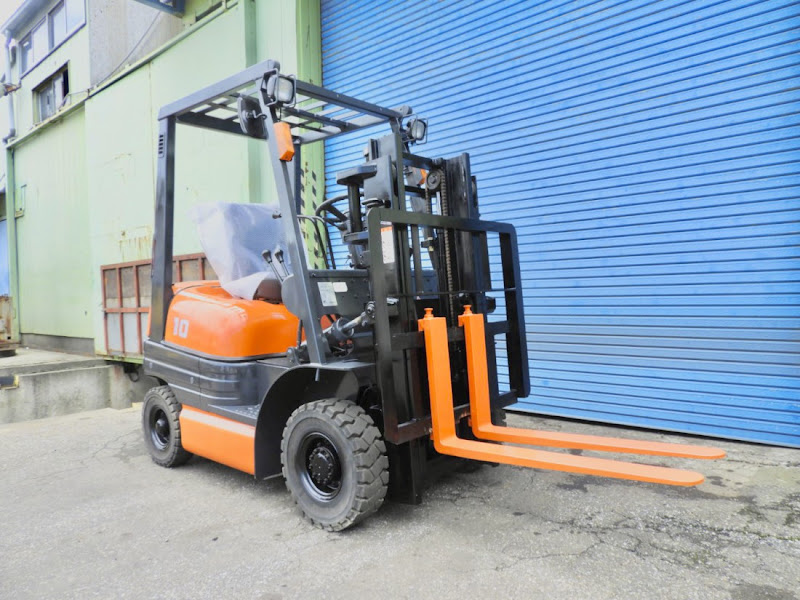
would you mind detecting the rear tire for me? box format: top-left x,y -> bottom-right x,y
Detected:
281,399 -> 389,531
142,385 -> 192,468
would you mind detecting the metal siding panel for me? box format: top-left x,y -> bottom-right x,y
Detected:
321,0 -> 800,447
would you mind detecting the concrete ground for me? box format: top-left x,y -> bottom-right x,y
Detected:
1,407 -> 797,600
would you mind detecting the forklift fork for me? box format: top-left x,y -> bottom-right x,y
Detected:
418,308 -> 725,486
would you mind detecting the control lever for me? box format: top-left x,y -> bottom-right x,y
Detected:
274,249 -> 289,279
261,249 -> 289,283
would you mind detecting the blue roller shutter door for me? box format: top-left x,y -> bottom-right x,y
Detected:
321,0 -> 800,447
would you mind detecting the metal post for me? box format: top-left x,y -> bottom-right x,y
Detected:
149,117 -> 176,342
242,0 -> 262,206
4,147 -> 19,342
261,106 -> 327,364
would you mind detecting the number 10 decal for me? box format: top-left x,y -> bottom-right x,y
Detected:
173,317 -> 189,338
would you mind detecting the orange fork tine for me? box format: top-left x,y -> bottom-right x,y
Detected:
418,309 -> 709,487
458,306 -> 726,460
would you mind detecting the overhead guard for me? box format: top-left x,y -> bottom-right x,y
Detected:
418,308 -> 725,487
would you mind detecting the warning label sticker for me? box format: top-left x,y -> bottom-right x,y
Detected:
318,282 -> 337,307
381,226 -> 395,264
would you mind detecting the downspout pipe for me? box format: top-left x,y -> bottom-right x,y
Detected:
2,34 -> 16,141
4,146 -> 19,343
2,33 -> 19,342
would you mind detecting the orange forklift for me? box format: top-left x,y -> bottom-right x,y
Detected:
142,60 -> 724,531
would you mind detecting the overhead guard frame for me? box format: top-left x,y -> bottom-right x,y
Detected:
149,59 -> 412,356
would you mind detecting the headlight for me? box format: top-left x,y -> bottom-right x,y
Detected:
264,74 -> 296,105
403,117 -> 428,144
410,118 -> 427,141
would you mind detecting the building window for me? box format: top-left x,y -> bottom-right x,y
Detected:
35,67 -> 69,122
50,2 -> 67,48
31,20 -> 48,63
18,0 -> 85,76
19,37 -> 32,73
65,0 -> 85,32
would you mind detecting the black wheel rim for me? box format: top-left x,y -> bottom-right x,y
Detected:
149,406 -> 171,451
298,432 -> 342,501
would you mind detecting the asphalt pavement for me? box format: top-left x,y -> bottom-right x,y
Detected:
1,406 -> 798,600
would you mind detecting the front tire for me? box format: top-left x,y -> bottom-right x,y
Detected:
142,385 -> 192,468
281,399 -> 389,531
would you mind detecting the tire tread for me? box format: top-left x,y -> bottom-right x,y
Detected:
281,399 -> 389,532
142,385 -> 192,468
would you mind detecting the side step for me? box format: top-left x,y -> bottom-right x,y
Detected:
418,308 -> 725,487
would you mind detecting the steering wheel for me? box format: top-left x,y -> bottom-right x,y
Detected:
315,194 -> 349,230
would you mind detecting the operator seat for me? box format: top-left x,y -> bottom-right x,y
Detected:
254,274 -> 283,303
191,202 -> 291,302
